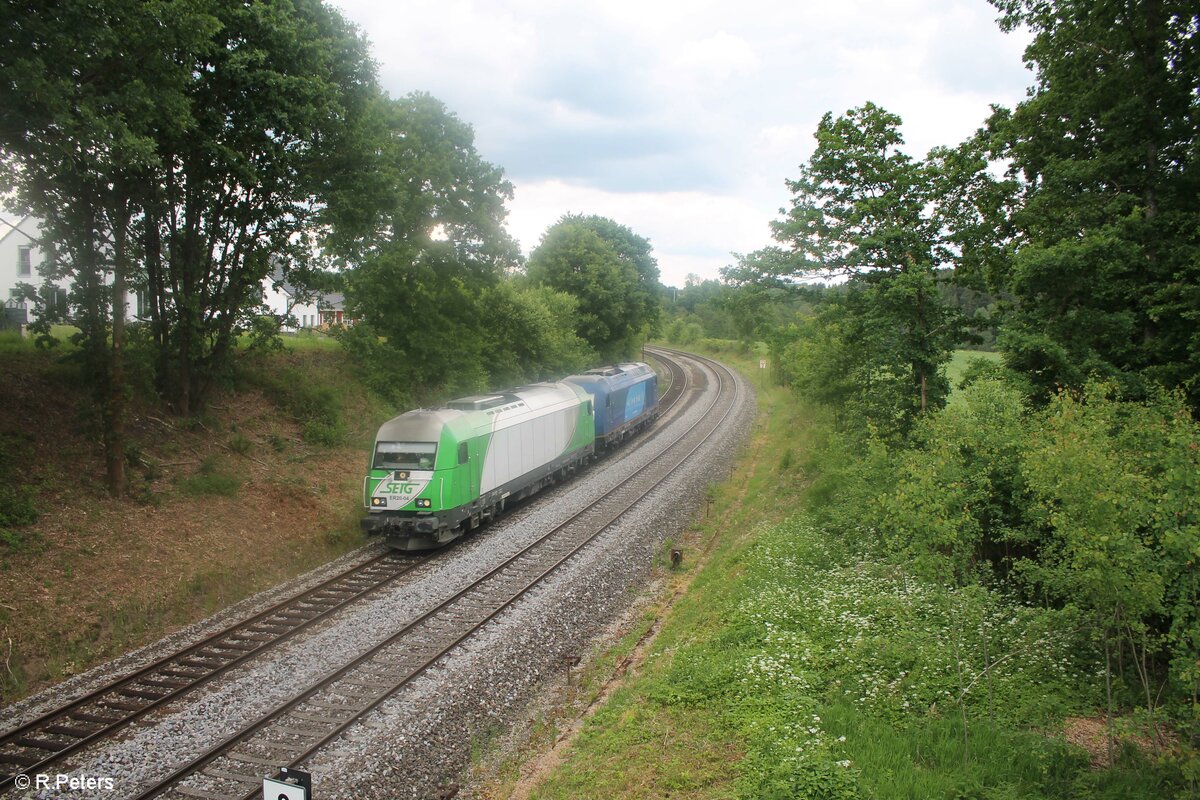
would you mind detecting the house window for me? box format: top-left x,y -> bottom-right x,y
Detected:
17,246 -> 32,276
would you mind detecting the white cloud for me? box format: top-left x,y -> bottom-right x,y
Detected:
507,181 -> 770,288
331,0 -> 1033,286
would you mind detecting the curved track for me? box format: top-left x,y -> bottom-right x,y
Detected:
0,351 -> 695,789
133,350 -> 738,800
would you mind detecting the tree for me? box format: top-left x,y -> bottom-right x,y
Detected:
0,0 -> 221,494
563,214 -> 661,339
527,215 -> 661,362
342,92 -> 522,394
1,0 -> 381,504
141,0 -> 381,415
771,103 -> 966,432
476,282 -> 594,386
981,0 -> 1200,406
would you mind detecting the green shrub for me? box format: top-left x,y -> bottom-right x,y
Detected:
0,484 -> 38,529
247,366 -> 345,447
302,418 -> 344,447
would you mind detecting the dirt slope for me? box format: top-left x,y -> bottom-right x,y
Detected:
0,348 -> 379,703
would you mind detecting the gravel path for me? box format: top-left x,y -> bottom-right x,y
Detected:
4,353 -> 754,800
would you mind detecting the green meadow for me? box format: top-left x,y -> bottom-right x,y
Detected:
512,347 -> 1185,800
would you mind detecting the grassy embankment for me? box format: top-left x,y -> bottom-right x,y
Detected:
0,329 -> 390,702
483,344 -> 1176,800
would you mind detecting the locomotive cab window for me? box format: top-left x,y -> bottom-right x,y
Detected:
374,442 -> 437,470
458,442 -> 468,464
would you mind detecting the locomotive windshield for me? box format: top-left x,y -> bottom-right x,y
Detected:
374,441 -> 437,470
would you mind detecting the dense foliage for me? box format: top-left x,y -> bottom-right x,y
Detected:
527,214 -> 661,362
973,0 -> 1200,406
0,0 -> 380,493
655,0 -> 1200,790
0,2 -> 636,490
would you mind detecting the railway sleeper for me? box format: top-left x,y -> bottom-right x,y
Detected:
68,711 -> 121,724
225,751 -> 282,767
210,639 -> 259,653
43,724 -> 97,738
272,725 -> 328,738
159,667 -> 208,679
13,736 -> 64,752
173,785 -> 232,800
291,711 -> 346,724
99,699 -> 145,712
0,749 -> 45,766
303,698 -> 361,712
202,767 -> 260,785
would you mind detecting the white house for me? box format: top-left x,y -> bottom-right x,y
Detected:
3,215 -> 349,333
261,266 -> 350,332
0,215 -> 71,330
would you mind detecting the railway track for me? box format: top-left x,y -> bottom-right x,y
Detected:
132,351 -> 737,800
0,348 -> 729,799
0,551 -> 423,791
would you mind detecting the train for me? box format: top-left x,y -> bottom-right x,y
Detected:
361,362 -> 660,550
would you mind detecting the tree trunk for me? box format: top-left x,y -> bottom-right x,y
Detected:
105,203 -> 130,497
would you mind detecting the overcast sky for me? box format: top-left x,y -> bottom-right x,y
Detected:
331,0 -> 1034,288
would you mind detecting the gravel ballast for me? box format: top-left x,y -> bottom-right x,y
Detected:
4,353 -> 754,800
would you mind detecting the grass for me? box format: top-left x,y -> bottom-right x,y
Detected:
506,339 -> 1181,800
946,348 -> 1002,388
178,456 -> 242,497
278,328 -> 341,351
0,325 -> 80,354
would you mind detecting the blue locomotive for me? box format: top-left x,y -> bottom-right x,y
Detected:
563,362 -> 659,447
362,362 -> 660,549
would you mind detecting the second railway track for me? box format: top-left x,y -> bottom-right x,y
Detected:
0,349 -> 742,800
132,350 -> 737,800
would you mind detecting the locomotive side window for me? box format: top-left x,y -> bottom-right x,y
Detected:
374,442 -> 437,470
458,442 -> 468,464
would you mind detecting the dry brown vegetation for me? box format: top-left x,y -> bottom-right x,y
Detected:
0,346 -> 385,702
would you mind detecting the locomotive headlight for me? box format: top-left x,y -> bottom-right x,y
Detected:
371,497 -> 387,507
416,498 -> 432,509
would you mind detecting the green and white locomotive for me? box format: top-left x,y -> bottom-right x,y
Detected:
361,381 -> 596,550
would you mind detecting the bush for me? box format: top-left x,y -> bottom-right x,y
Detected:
301,418 -> 345,447
0,434 -> 39,549
248,366 -> 346,447
228,433 -> 253,455
0,484 -> 38,529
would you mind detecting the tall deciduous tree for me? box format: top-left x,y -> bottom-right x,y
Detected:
2,0 -> 381,502
982,0 -> 1200,405
142,0 -> 380,415
772,103 -> 965,431
0,0 -> 220,494
342,93 -> 522,393
527,215 -> 660,362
